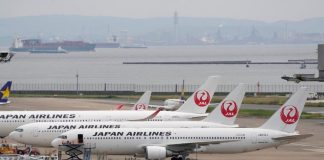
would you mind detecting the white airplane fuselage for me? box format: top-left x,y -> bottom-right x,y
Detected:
149,99 -> 185,111
163,99 -> 185,110
0,110 -> 207,138
9,121 -> 237,147
51,128 -> 293,155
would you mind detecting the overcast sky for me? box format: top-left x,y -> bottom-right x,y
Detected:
1,0 -> 323,22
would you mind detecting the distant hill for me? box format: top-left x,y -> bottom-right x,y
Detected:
1,15 -> 324,46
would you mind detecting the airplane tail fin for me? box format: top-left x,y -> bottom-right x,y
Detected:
115,104 -> 124,110
0,81 -> 12,104
176,76 -> 220,114
203,83 -> 246,125
132,91 -> 152,110
259,87 -> 308,133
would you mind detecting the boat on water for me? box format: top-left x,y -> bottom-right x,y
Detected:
121,43 -> 148,49
10,38 -> 96,52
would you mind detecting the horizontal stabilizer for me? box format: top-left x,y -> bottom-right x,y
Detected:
272,134 -> 313,141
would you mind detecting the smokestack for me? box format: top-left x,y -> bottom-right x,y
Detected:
318,44 -> 324,79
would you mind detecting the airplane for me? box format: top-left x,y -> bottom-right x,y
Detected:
118,91 -> 185,111
149,98 -> 185,111
0,76 -> 219,138
116,91 -> 152,110
149,83 -> 186,111
51,87 -> 311,160
0,81 -> 12,105
148,83 -> 219,111
8,83 -> 247,147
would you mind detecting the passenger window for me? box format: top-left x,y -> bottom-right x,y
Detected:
58,135 -> 67,139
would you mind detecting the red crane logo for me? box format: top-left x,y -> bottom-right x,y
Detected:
134,103 -> 147,110
280,105 -> 299,124
194,90 -> 211,107
221,100 -> 238,117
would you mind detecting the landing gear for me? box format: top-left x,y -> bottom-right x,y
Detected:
171,156 -> 181,160
171,153 -> 190,160
171,157 -> 178,160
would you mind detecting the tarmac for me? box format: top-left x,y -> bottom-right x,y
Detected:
0,97 -> 324,160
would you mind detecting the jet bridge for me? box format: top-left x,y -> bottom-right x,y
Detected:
282,44 -> 324,83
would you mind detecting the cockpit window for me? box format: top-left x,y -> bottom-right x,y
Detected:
58,135 -> 67,139
15,128 -> 23,132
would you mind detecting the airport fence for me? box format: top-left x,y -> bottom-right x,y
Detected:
2,82 -> 324,95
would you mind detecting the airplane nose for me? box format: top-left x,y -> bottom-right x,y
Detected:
8,132 -> 18,140
51,138 -> 61,148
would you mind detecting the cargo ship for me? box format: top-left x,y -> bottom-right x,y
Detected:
10,38 -> 96,52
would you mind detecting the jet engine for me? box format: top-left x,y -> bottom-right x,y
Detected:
0,51 -> 14,63
145,146 -> 170,160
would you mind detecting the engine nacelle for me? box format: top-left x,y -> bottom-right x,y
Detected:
146,146 -> 167,160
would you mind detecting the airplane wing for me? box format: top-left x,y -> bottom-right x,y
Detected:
129,108 -> 163,121
144,139 -> 239,152
272,134 -> 313,143
167,139 -> 238,146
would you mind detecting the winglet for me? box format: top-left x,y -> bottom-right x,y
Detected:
272,134 -> 313,145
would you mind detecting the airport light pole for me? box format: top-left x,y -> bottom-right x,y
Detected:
76,72 -> 79,95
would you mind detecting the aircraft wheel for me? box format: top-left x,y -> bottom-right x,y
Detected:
17,150 -> 24,155
171,157 -> 178,160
